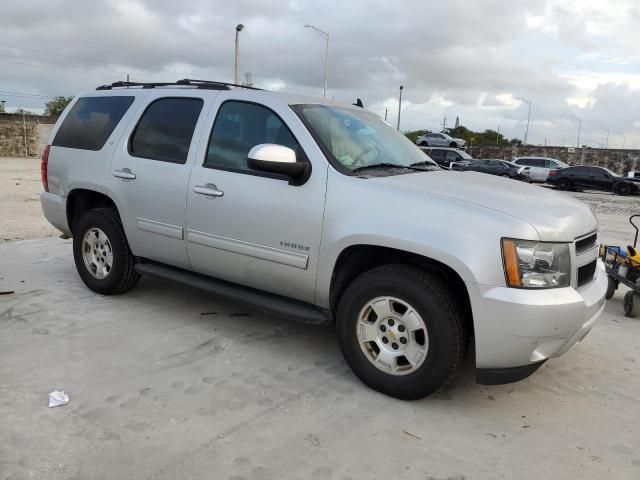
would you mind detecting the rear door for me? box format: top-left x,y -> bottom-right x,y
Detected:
109,92 -> 211,268
185,94 -> 327,303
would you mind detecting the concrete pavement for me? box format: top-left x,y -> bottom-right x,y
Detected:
1,238 -> 639,479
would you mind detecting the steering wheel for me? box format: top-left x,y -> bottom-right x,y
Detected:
352,146 -> 377,167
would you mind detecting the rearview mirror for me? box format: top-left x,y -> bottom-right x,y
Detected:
247,144 -> 309,181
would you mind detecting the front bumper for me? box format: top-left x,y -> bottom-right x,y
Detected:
467,260 -> 607,382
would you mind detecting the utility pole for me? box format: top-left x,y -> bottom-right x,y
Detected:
496,126 -> 500,144
516,97 -> 531,144
396,86 -> 404,131
234,24 -> 244,84
384,108 -> 388,121
570,115 -> 582,147
304,24 -> 330,98
441,116 -> 447,132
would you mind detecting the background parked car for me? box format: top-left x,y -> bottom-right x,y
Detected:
623,170 -> 640,180
547,166 -> 640,195
512,156 -> 569,183
419,146 -> 473,170
460,159 -> 530,181
415,132 -> 466,149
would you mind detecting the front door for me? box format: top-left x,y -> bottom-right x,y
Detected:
109,93 -> 210,268
185,96 -> 327,303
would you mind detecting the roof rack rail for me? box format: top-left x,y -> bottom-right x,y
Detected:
96,78 -> 263,91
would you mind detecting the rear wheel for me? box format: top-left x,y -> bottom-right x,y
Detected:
449,142 -> 457,148
73,208 -> 139,295
556,179 -> 570,191
419,141 -> 429,147
336,265 -> 466,400
501,174 -> 510,178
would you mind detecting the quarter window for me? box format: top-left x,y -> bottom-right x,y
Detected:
205,101 -> 300,172
130,97 -> 203,164
53,96 -> 134,151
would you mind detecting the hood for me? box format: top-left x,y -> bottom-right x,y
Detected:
373,170 -> 597,241
452,137 -> 466,144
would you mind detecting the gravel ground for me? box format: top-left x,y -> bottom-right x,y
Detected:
0,157 -> 58,242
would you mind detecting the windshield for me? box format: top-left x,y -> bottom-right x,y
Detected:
601,167 -> 618,177
292,104 -> 438,173
457,150 -> 473,160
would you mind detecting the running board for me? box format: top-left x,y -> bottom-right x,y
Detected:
134,262 -> 332,325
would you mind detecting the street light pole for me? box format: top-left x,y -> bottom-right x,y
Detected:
397,86 -> 404,131
304,24 -> 330,98
570,115 -> 582,148
234,24 -> 244,85
516,97 -> 531,144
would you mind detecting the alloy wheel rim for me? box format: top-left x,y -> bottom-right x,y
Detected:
81,227 -> 113,279
357,296 -> 429,376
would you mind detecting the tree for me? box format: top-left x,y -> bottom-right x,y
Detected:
44,96 -> 73,116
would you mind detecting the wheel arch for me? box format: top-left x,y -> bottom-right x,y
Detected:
66,188 -> 120,234
328,244 -> 474,338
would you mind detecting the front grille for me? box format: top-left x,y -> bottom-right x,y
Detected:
575,232 -> 597,254
577,259 -> 597,287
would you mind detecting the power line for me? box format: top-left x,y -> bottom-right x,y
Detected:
0,89 -> 52,99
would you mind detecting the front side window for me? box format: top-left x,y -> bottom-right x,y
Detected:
292,104 -> 437,173
130,97 -> 203,164
205,101 -> 300,172
488,160 -> 503,167
445,151 -> 459,161
53,96 -> 134,151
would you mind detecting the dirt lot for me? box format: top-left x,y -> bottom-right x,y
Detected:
1,157 -> 639,479
0,157 -> 58,242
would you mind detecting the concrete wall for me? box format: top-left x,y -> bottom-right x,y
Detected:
0,113 -> 58,157
466,145 -> 640,173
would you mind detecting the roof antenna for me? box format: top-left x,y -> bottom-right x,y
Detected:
353,98 -> 364,108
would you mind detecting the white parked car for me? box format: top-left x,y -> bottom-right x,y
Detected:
512,157 -> 569,183
624,171 -> 640,180
416,132 -> 466,149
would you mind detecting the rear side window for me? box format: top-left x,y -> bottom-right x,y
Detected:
52,96 -> 134,150
130,97 -> 204,164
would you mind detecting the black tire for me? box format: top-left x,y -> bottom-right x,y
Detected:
72,208 -> 139,295
605,276 -> 617,300
501,174 -> 510,178
449,142 -> 457,148
336,264 -> 466,400
614,183 -> 631,196
555,179 -> 570,191
419,141 -> 428,147
623,291 -> 639,318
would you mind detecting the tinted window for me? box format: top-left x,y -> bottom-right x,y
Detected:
591,168 -> 608,177
529,159 -> 545,167
445,151 -> 459,161
544,160 -> 557,168
474,160 -> 488,166
53,96 -> 134,151
571,167 -> 588,175
429,149 -> 445,160
488,160 -> 503,167
205,101 -> 299,172
130,97 -> 203,164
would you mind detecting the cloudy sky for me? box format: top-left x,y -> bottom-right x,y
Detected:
1,0 -> 639,147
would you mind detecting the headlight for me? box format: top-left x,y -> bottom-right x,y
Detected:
502,239 -> 571,288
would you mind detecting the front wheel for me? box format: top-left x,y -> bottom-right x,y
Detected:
73,208 -> 140,295
555,179 -> 570,191
336,265 -> 466,400
605,276 -> 617,300
614,183 -> 631,196
419,141 -> 429,147
623,291 -> 639,318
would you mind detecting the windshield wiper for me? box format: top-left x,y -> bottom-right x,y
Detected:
353,162 -> 428,173
409,161 -> 440,169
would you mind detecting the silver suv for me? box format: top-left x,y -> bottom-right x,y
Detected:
513,157 -> 569,183
40,79 -> 607,399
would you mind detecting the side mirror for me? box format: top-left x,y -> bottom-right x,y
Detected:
247,144 -> 309,181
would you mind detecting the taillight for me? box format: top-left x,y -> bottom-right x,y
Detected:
548,169 -> 558,177
41,144 -> 50,192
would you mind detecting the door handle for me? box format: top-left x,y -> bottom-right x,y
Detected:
113,168 -> 136,180
193,184 -> 224,197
